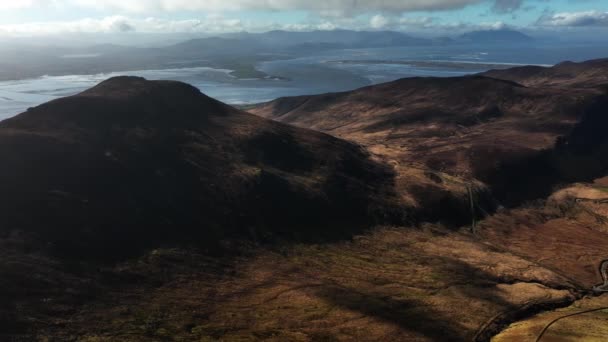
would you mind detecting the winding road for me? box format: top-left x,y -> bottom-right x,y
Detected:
592,260 -> 608,292
535,306 -> 608,341
535,260 -> 608,341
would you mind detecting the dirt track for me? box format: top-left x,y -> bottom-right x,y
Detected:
493,295 -> 608,342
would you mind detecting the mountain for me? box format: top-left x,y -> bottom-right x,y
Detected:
458,29 -> 534,44
225,29 -> 431,48
0,76 -> 403,260
173,30 -> 433,58
482,57 -> 608,88
168,36 -> 270,56
249,67 -> 608,206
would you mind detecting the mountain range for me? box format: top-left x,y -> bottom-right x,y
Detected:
0,29 -> 534,81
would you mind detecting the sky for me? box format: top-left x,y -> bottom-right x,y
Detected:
0,0 -> 607,37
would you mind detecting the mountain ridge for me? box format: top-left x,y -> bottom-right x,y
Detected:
458,29 -> 534,43
482,57 -> 608,87
249,60 -> 608,208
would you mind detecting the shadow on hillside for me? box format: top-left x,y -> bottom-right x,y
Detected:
316,286 -> 464,341
313,257 -> 518,342
475,93 -> 608,207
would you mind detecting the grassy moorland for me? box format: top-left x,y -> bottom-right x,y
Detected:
19,191 -> 608,342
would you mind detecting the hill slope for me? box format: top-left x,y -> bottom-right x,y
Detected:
250,74 -> 608,205
482,58 -> 608,88
0,76 -> 401,259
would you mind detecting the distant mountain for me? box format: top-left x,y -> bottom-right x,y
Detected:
170,29 -> 540,57
224,29 -> 431,49
155,30 -> 432,62
458,29 -> 534,44
169,36 -> 271,55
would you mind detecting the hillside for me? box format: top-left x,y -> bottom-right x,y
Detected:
482,58 -> 608,88
0,76 -> 403,260
0,77 -> 416,340
250,74 -> 608,206
244,60 -> 608,341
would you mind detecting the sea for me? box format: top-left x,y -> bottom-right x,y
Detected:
1,43 -> 608,121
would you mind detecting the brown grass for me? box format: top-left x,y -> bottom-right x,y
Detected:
21,226 -> 579,342
493,295 -> 608,342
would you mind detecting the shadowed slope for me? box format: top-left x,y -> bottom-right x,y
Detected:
0,76 -> 402,260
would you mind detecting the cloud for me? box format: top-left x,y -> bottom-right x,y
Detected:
0,16 -> 133,35
361,13 -> 510,33
370,15 -> 389,29
0,12 -> 519,36
537,10 -> 608,27
366,15 -> 436,30
0,15 -> 363,35
2,0 -> 499,15
492,0 -> 523,13
0,15 -> 248,35
0,0 -> 56,10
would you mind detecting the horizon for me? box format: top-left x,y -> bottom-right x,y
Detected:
0,0 -> 607,43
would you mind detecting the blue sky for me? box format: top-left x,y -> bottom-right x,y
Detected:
0,0 -> 607,36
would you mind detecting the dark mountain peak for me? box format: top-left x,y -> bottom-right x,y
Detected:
556,58 -> 608,68
361,75 -> 527,98
481,57 -> 608,88
589,58 -> 608,65
398,74 -> 524,87
80,76 -> 201,99
0,77 -> 401,260
555,60 -> 575,67
1,77 -> 229,131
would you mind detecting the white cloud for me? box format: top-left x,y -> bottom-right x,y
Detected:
398,17 -> 435,26
537,11 -> 608,27
3,0 -> 491,15
0,14 -> 518,36
0,16 -> 130,35
0,15 -> 245,35
367,15 -> 436,30
0,15 -> 357,35
480,21 -> 508,30
0,0 -> 54,10
370,15 -> 389,29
